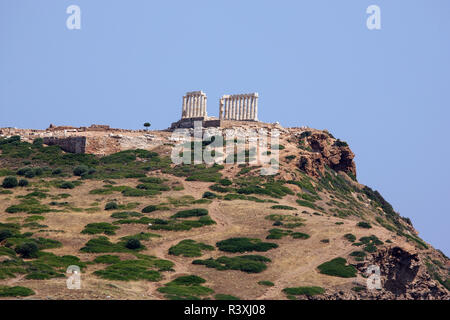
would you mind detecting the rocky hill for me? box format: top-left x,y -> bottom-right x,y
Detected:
0,125 -> 448,300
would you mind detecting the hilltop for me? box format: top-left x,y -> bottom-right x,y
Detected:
0,124 -> 448,300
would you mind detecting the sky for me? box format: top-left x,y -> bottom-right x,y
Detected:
0,0 -> 449,255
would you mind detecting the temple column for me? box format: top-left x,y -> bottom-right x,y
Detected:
186,97 -> 191,118
182,96 -> 187,118
237,96 -> 242,120
244,96 -> 249,120
250,96 -> 255,120
254,95 -> 258,121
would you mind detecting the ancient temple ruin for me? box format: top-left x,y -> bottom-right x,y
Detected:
171,91 -> 259,129
219,93 -> 258,121
182,91 -> 207,119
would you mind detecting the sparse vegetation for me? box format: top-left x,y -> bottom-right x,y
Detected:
193,255 -> 271,273
157,275 -> 214,300
168,240 -> 214,257
317,257 -> 357,278
216,238 -> 278,253
282,286 -> 325,296
81,222 -> 120,236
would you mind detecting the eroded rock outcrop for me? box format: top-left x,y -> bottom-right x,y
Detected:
295,130 -> 356,178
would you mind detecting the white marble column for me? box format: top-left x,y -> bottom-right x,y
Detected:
254,95 -> 258,121
238,96 -> 242,120
182,96 -> 187,118
224,98 -> 230,120
244,96 -> 249,120
249,96 -> 254,120
186,97 -> 191,118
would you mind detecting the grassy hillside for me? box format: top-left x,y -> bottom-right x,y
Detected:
0,134 -> 448,300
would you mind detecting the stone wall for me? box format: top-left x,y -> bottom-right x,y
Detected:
43,136 -> 86,154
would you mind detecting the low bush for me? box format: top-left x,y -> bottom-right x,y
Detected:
73,165 -> 89,176
81,223 -> 120,236
270,205 -> 296,210
2,177 -> 18,189
258,280 -> 274,286
110,211 -> 143,219
171,208 -> 208,219
93,255 -> 121,264
193,255 -> 271,273
357,222 -> 372,229
168,240 -> 214,257
125,239 -> 142,250
291,232 -> 310,239
216,238 -> 278,253
80,236 -> 145,253
142,205 -> 157,213
105,202 -> 118,210
282,286 -> 325,296
94,259 -> 162,281
15,242 -> 39,258
157,275 -> 214,300
58,181 -> 74,189
317,257 -> 357,278
344,233 -> 356,242
215,294 -> 240,300
0,286 -> 35,297
202,191 -> 217,199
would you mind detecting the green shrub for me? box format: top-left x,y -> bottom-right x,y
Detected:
219,179 -> 232,186
216,237 -> 278,253
0,286 -> 35,297
94,259 -> 162,281
291,232 -> 310,239
344,233 -> 356,242
258,280 -> 274,286
142,205 -> 157,213
148,216 -> 216,231
52,168 -> 62,175
357,222 -> 372,229
18,179 -> 29,187
81,223 -> 120,236
80,236 -> 144,253
73,165 -> 89,176
171,208 -> 208,219
93,255 -> 121,264
282,286 -> 324,296
215,294 -> 240,300
266,228 -> 291,239
295,199 -> 316,209
59,181 -> 75,189
270,205 -> 296,210
125,239 -> 142,250
15,242 -> 39,258
157,275 -> 214,300
120,232 -> 160,241
317,257 -> 357,278
110,211 -> 143,219
2,177 -> 18,189
193,255 -> 271,273
105,202 -> 118,210
350,251 -> 366,258
202,191 -> 217,199
168,240 -> 214,257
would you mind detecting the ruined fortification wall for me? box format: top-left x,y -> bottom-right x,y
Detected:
43,136 -> 86,154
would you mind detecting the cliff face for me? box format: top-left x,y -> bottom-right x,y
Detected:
294,130 -> 356,178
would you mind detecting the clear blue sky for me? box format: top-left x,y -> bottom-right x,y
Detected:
1,1 -> 449,255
